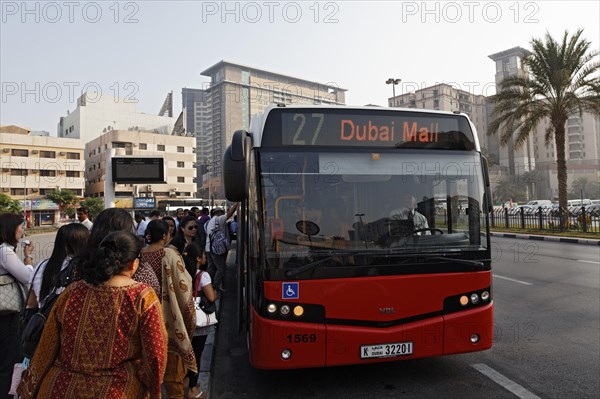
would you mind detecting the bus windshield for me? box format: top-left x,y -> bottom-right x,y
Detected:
260,149 -> 488,273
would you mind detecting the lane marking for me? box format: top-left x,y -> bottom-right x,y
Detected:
493,274 -> 533,286
471,363 -> 541,399
578,259 -> 600,264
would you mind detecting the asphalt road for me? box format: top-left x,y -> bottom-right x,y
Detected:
211,237 -> 600,399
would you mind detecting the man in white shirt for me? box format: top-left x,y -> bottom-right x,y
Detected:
136,210 -> 161,236
205,203 -> 238,292
389,194 -> 431,235
76,207 -> 93,230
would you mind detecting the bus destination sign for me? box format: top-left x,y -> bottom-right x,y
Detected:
269,109 -> 475,150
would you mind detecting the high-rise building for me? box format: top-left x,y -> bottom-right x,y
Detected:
200,60 -> 347,196
57,92 -> 176,144
488,47 -> 536,177
182,88 -> 211,188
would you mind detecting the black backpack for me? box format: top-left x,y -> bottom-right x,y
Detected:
21,263 -> 74,358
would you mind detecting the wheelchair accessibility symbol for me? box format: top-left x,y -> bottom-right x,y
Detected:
282,282 -> 299,299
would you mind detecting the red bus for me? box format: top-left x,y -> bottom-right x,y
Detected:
223,105 -> 493,369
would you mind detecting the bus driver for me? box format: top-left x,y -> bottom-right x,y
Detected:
389,193 -> 430,235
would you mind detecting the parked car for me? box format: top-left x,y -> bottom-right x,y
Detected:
525,200 -> 552,208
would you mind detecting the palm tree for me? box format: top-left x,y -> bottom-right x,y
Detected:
570,176 -> 600,199
488,29 -> 600,229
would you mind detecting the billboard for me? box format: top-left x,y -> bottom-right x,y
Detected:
111,157 -> 165,183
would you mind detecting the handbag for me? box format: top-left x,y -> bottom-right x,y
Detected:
0,274 -> 25,315
9,358 -> 29,396
194,271 -> 217,328
195,297 -> 218,328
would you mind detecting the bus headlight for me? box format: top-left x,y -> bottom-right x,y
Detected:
459,295 -> 469,306
481,291 -> 490,301
470,334 -> 480,343
281,349 -> 292,360
267,303 -> 277,314
470,293 -> 479,304
280,305 -> 290,316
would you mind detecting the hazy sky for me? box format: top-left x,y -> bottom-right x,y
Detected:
1,1 -> 599,133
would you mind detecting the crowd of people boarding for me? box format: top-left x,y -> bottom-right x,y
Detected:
0,204 -> 237,399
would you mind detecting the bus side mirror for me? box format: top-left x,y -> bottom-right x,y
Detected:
224,130 -> 252,202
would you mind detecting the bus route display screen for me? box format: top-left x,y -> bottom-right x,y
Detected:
111,157 -> 165,183
262,108 -> 476,150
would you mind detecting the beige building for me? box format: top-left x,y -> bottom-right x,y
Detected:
200,60 -> 347,195
1,125 -> 85,226
533,113 -> 600,199
85,129 -> 197,207
388,83 -> 490,153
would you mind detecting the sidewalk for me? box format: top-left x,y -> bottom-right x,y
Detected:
193,249 -> 239,399
490,231 -> 600,246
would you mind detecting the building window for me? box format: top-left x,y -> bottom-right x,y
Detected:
157,145 -> 165,151
11,169 -> 28,176
40,150 -> 56,158
177,161 -> 185,168
66,171 -> 80,177
39,188 -> 52,195
177,177 -> 185,183
177,146 -> 185,153
40,170 -> 56,177
11,149 -> 28,157
11,188 -> 25,196
67,152 -> 80,159
139,143 -> 147,150
112,142 -> 126,148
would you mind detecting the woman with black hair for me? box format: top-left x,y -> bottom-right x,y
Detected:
168,215 -> 198,255
181,241 -> 216,399
28,223 -> 89,308
0,212 -> 34,399
162,216 -> 176,238
18,231 -> 168,399
69,208 -> 161,296
141,219 -> 197,399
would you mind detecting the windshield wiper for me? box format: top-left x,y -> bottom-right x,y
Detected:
427,256 -> 485,269
284,251 -> 486,277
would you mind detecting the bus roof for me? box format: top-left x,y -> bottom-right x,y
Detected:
248,105 -> 481,151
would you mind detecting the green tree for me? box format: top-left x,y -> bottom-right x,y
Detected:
520,169 -> 544,200
493,176 -> 527,204
46,189 -> 80,218
488,29 -> 600,228
80,197 -> 104,220
0,193 -> 22,213
570,177 -> 600,199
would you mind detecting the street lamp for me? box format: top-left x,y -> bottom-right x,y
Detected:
386,78 -> 401,106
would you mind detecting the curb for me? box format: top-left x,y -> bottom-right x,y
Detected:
490,232 -> 600,246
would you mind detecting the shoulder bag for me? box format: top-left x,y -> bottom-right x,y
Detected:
193,271 -> 217,328
0,274 -> 25,315
21,262 -> 73,358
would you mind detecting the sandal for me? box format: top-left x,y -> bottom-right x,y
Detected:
188,386 -> 208,399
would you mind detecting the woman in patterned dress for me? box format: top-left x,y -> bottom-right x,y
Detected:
18,231 -> 168,399
141,220 -> 196,399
